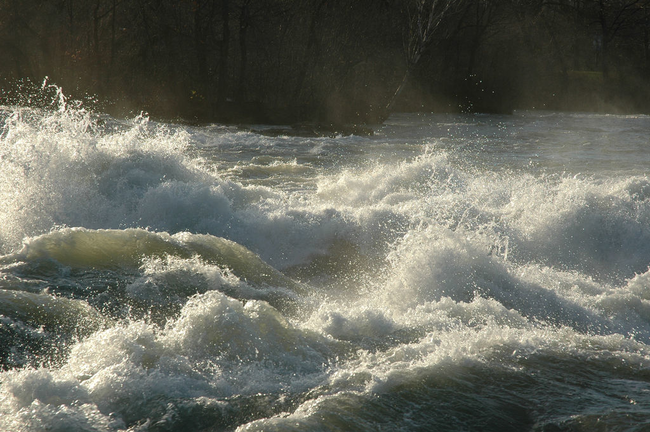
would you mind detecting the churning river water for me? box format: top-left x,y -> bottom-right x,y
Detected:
1,103 -> 650,431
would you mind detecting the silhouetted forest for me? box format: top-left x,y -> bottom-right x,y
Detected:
1,0 -> 649,124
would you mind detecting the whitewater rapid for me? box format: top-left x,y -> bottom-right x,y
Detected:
1,105 -> 650,431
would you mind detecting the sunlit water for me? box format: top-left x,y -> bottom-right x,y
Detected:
1,104 -> 650,431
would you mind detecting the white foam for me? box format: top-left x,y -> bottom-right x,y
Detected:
4,107 -> 650,430
0,290 -> 339,430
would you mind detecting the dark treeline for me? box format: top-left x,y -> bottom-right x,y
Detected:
1,0 -> 649,124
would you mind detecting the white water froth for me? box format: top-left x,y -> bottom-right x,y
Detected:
0,108 -> 356,271
0,289 -> 339,431
2,106 -> 650,430
3,106 -> 650,280
3,275 -> 650,431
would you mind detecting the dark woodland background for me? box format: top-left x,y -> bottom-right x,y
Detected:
1,0 -> 649,125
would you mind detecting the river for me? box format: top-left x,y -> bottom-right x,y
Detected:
1,105 -> 650,431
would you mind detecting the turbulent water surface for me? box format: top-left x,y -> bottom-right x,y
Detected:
1,103 -> 650,431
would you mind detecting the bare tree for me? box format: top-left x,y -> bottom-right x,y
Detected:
385,0 -> 464,114
592,0 -> 649,78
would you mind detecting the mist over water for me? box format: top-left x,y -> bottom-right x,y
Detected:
2,104 -> 650,431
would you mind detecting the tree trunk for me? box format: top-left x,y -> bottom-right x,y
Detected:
385,66 -> 412,115
383,0 -> 460,119
237,1 -> 250,98
293,0 -> 327,102
93,2 -> 101,88
598,0 -> 610,79
108,0 -> 117,87
194,3 -> 208,87
217,0 -> 230,112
